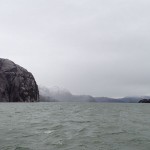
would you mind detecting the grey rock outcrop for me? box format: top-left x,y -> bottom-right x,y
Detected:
0,58 -> 39,102
139,99 -> 150,103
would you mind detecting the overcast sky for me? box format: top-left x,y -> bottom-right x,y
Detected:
0,0 -> 150,97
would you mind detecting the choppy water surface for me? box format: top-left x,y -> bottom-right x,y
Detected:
0,103 -> 150,150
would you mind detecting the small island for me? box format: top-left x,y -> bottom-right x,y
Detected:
139,99 -> 150,103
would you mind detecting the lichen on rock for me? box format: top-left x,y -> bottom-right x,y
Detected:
0,58 -> 39,102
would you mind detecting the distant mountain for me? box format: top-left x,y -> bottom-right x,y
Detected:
119,96 -> 150,103
94,96 -> 150,103
39,86 -> 95,102
94,97 -> 124,103
39,86 -> 150,103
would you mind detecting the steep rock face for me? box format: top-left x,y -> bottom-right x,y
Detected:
0,58 -> 39,102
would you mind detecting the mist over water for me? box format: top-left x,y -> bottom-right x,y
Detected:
0,103 -> 150,150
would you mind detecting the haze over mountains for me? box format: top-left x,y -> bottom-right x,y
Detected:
39,86 -> 150,103
1,58 -> 148,103
39,86 -> 95,102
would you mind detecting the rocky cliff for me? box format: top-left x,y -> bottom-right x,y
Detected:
0,58 -> 39,102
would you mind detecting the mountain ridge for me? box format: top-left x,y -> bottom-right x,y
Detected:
39,86 -> 149,103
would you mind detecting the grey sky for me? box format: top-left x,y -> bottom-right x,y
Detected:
1,0 -> 150,97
